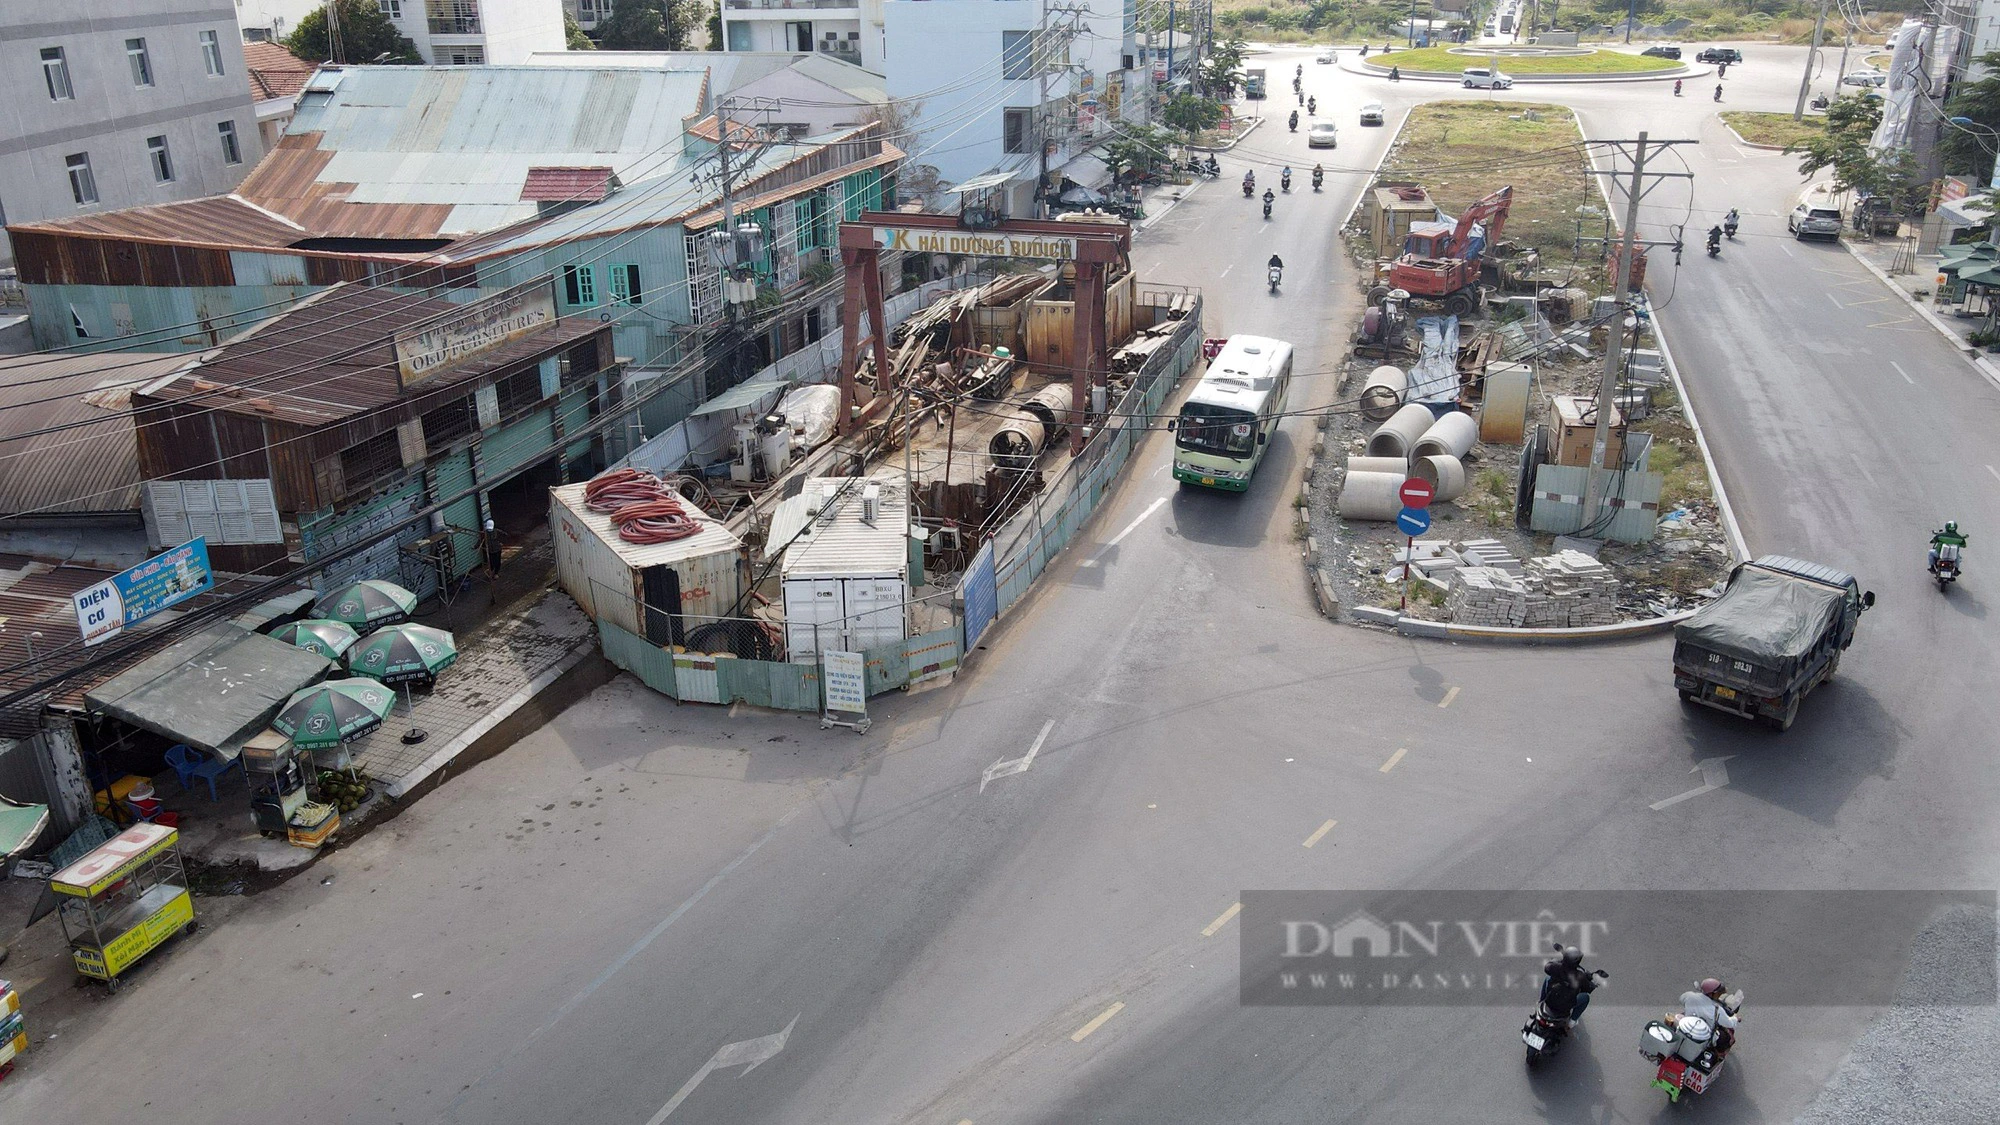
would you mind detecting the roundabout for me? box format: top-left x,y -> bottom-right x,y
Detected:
1358,43 -> 1688,79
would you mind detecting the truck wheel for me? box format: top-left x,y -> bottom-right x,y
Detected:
1769,697 -> 1799,732
1444,291 -> 1475,317
1366,285 -> 1391,305
1677,690 -> 1695,705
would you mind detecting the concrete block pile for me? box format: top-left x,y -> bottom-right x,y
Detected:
1443,548 -> 1621,628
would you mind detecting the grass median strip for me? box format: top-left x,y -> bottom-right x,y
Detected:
1720,111 -> 1824,149
1371,46 -> 1679,75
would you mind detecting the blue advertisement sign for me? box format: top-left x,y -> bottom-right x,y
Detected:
73,538 -> 214,646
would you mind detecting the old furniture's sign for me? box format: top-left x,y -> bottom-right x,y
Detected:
871,226 -> 1082,261
394,279 -> 557,389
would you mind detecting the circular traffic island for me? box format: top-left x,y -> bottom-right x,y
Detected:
1365,44 -> 1684,79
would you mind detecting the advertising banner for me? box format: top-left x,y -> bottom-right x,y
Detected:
73,538 -> 214,647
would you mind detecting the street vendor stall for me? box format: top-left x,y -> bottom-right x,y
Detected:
49,822 -> 195,989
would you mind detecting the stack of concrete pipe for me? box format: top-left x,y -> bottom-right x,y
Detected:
1359,366 -> 1407,423
1339,405 -> 1476,520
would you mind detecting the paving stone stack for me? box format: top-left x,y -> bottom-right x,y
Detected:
1446,550 -> 1621,628
1525,549 -> 1620,627
1446,566 -> 1528,626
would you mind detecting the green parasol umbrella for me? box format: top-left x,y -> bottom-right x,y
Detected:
270,677 -> 398,750
268,618 -> 362,660
346,623 -> 458,685
346,623 -> 458,745
314,579 -> 418,632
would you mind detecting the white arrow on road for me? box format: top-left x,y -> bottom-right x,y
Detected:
645,1015 -> 799,1124
981,719 -> 1056,792
1649,756 -> 1735,811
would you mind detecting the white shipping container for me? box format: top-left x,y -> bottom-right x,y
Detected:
549,483 -> 746,647
780,478 -> 911,661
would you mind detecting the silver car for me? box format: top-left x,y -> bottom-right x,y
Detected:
1789,202 -> 1843,240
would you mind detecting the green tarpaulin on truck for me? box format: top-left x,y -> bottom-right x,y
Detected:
1675,563 -> 1847,676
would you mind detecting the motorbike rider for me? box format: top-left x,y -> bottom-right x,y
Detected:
1540,946 -> 1600,1024
1931,520 -> 1969,571
1205,154 -> 1221,176
1262,188 -> 1275,218
1724,208 -> 1740,237
1289,110 -> 1300,132
1243,170 -> 1256,197
1281,166 -> 1293,192
1312,163 -> 1325,190
1308,96 -> 1317,115
1707,225 -> 1723,254
1677,978 -> 1741,1056
1389,65 -> 1401,81
1714,84 -> 1724,102
1674,78 -> 1684,97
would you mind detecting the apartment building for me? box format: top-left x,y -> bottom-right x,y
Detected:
718,0 -> 884,71
0,3 -> 260,266
236,0 -> 565,65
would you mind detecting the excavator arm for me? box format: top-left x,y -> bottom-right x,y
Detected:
1446,186 -> 1513,258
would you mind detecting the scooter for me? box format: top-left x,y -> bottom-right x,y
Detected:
1706,235 -> 1721,258
1308,97 -> 1317,116
1268,264 -> 1282,292
1263,196 -> 1274,220
1281,171 -> 1292,193
1724,217 -> 1739,239
1523,949 -> 1609,1064
1811,92 -> 1831,111
1312,171 -> 1324,192
1243,178 -> 1256,198
1289,112 -> 1300,132
1639,987 -> 1744,1103
1931,543 -> 1962,591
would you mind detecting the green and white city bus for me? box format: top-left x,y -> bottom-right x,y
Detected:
1170,335 -> 1294,492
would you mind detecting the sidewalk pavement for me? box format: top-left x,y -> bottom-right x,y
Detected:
1843,232 -> 2000,394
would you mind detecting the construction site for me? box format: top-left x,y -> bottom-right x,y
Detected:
548,211 -> 1203,706
1308,175 -> 1732,630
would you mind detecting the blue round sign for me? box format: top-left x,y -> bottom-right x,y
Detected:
1396,506 -> 1432,537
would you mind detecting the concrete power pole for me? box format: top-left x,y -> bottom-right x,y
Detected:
1580,132 -> 1697,530
1794,0 -> 1829,122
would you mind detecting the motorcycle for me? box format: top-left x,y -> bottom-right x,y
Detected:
1724,215 -> 1739,239
1243,178 -> 1256,198
1811,93 -> 1831,111
1263,197 -> 1274,220
1268,264 -> 1283,292
1639,987 -> 1744,1103
1205,157 -> 1221,177
1289,112 -> 1300,132
1674,79 -> 1684,97
1281,171 -> 1292,193
1523,948 -> 1609,1064
1312,171 -> 1324,192
1308,97 -> 1317,116
1706,234 -> 1721,258
1931,543 -> 1962,590
1714,85 -> 1723,102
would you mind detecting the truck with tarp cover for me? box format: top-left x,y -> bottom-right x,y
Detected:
1672,556 -> 1875,731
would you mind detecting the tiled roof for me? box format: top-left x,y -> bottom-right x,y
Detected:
244,41 -> 315,101
520,166 -> 616,202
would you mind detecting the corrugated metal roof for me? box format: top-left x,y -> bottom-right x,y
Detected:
781,477 -> 908,578
0,352 -> 193,516
549,483 -> 744,570
11,195 -> 307,247
689,381 -> 784,418
141,284 -> 605,428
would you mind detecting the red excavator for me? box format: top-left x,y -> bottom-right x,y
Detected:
1385,186 -> 1512,317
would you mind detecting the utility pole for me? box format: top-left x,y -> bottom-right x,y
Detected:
1578,132 -> 1698,530
1793,0 -> 1829,122
1624,0 -> 1634,44
1036,0 -> 1054,218
1167,0 -> 1176,85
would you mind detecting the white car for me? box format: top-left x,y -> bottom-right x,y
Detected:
1841,71 -> 1887,88
1316,49 -> 1335,64
1359,102 -> 1385,125
1463,67 -> 1514,90
1308,122 -> 1340,148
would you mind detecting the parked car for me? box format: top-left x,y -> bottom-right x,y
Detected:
1462,67 -> 1513,89
1642,45 -> 1683,59
1359,102 -> 1385,125
1308,122 -> 1340,148
1695,47 -> 1742,63
1842,70 -> 1887,88
1316,49 -> 1335,64
1789,191 -> 1844,241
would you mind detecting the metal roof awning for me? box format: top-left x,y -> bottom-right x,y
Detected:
946,167 -> 1028,195
84,622 -> 334,761
689,380 -> 786,418
0,796 -> 49,859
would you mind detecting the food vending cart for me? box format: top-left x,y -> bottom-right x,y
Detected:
49,822 -> 196,990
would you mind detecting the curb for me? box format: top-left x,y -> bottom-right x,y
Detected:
1348,603 -> 1696,641
1189,115 -> 1264,154
1840,237 -> 2000,398
1337,55 -> 1701,84
385,636 -> 607,800
1719,119 -> 1788,151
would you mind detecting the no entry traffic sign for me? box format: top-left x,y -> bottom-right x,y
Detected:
1399,477 -> 1435,509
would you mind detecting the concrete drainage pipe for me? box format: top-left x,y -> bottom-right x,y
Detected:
1359,366 -> 1407,422
1338,470 -> 1407,521
1366,403 -> 1435,460
1412,410 -> 1478,462
1412,454 -> 1468,503
1345,456 -> 1409,476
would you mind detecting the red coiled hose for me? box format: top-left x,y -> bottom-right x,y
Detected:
582,469 -> 704,544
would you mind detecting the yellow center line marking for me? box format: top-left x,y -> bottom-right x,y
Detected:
1302,819 -> 1338,848
1202,902 -> 1243,936
1438,686 -> 1460,709
1380,747 -> 1408,773
1071,1001 -> 1126,1042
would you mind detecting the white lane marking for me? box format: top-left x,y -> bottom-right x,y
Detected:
1202,902 -> 1243,937
1078,496 -> 1170,568
1892,361 -> 1914,384
646,1016 -> 800,1123
1302,819 -> 1338,848
1437,686 -> 1460,709
1851,453 -> 1877,487
1378,747 -> 1408,773
1779,244 -> 1794,258
1219,265 -> 1233,279
1070,1002 -> 1125,1042
1649,756 -> 1735,811
1826,292 -> 1843,310
981,718 -> 1056,791
1988,465 -> 2000,483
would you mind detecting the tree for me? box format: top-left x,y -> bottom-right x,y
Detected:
1199,36 -> 1248,97
1104,124 -> 1178,179
1162,94 -> 1224,136
283,0 -> 421,64
1788,95 -> 1925,217
598,0 -> 706,51
565,13 -> 596,51
1942,51 -> 2000,178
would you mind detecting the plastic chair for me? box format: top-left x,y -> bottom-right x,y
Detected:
166,744 -> 240,801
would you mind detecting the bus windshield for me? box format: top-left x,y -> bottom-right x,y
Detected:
1177,404 -> 1257,457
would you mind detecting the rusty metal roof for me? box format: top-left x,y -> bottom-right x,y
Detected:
142,284 -> 604,428
245,42 -> 315,102
521,167 -> 616,202
11,194 -> 308,249
0,353 -> 193,517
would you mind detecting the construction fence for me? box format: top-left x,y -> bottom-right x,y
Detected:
975,288 -> 1204,626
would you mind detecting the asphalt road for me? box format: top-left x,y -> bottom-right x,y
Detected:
7,44 -> 1998,1125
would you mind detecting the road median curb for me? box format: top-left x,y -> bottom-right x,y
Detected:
1346,605 -> 1696,642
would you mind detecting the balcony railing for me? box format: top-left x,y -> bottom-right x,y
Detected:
429,15 -> 482,33
725,0 -> 860,10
